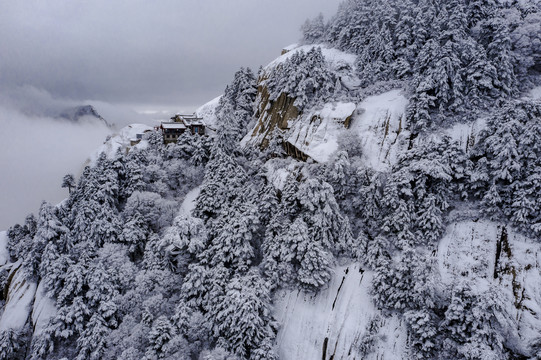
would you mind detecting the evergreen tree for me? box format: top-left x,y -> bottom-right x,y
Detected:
62,174 -> 76,194
22,202 -> 66,279
214,269 -> 277,359
301,13 -> 325,44
441,281 -> 510,360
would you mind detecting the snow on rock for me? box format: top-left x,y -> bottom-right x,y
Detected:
31,282 -> 57,337
281,43 -> 299,53
266,44 -> 357,72
438,220 -> 500,285
351,90 -> 409,171
526,86 -> 541,100
0,231 -> 9,267
196,95 -> 222,129
438,220 -> 541,354
274,263 -> 406,360
440,118 -> 487,152
287,102 -> 356,163
0,262 -> 37,332
264,160 -> 304,191
89,123 -> 153,165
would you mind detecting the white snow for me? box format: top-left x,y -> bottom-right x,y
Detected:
439,117 -> 487,152
0,262 -> 37,331
161,123 -> 186,129
275,263 -> 406,360
0,231 -> 9,267
31,282 -> 57,337
264,160 -> 304,191
287,102 -> 356,163
89,123 -> 153,164
526,86 -> 541,100
282,43 -> 299,52
178,187 -> 200,217
438,220 -> 500,285
196,95 -> 221,129
266,44 -> 357,71
351,90 -> 409,171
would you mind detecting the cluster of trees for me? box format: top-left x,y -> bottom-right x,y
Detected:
302,0 -> 541,131
470,100 -> 541,236
313,130 -> 521,358
5,129 -> 211,359
265,47 -> 338,111
3,0 -> 541,358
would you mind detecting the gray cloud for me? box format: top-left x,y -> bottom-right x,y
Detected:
0,104 -> 112,230
0,1 -> 341,229
0,0 -> 341,108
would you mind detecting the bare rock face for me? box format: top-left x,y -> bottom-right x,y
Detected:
58,105 -> 110,127
250,84 -> 299,149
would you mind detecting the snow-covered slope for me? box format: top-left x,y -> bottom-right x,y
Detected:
31,282 -> 57,337
275,263 -> 406,360
278,89 -> 409,165
438,220 -> 541,355
352,90 -> 409,170
0,232 -> 9,267
89,123 -> 152,164
0,262 -> 37,332
276,219 -> 541,360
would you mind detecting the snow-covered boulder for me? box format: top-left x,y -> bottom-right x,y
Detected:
286,102 -> 356,163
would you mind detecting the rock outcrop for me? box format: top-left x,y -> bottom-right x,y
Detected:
250,84 -> 300,150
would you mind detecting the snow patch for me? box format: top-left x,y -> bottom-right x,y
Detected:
31,282 -> 57,337
89,124 -> 153,164
275,263 -> 406,360
351,90 -> 409,171
438,220 -> 500,285
266,44 -> 357,71
196,95 -> 222,129
440,118 -> 487,152
0,263 -> 37,331
179,187 -> 200,218
0,232 -> 9,267
526,86 -> 541,100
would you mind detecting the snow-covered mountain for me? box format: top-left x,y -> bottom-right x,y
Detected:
58,105 -> 111,127
2,0 -> 541,359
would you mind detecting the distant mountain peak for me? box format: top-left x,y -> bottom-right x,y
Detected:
58,105 -> 110,127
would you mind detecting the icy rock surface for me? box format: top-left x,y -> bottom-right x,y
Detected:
274,263 -> 406,360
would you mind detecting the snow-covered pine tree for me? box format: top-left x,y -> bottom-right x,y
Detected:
21,201 -> 66,280
62,174 -> 76,194
441,281 -> 510,360
301,13 -> 325,44
213,269 -> 277,359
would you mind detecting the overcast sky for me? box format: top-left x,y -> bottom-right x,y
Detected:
0,1 -> 341,229
1,0 -> 341,111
